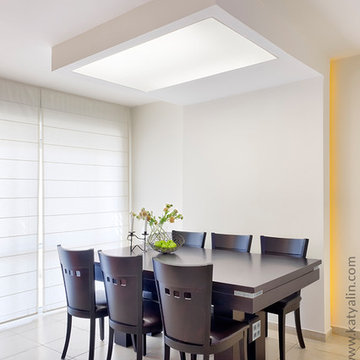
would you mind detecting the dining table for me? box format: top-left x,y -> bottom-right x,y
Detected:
95,246 -> 321,360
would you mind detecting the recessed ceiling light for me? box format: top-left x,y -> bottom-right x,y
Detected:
73,18 -> 276,92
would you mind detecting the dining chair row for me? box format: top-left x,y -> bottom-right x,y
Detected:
174,230 -> 309,360
57,245 -> 163,360
57,233 -> 308,360
172,230 -> 252,251
175,230 -> 308,254
57,245 -> 249,360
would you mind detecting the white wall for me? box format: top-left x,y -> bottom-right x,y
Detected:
183,78 -> 326,333
131,77 -> 327,334
131,102 -> 183,232
182,79 -> 323,252
331,55 -> 360,332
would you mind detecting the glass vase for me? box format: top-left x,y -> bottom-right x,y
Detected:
148,223 -> 172,244
148,223 -> 184,253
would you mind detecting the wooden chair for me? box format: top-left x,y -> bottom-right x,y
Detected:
153,258 -> 249,360
172,230 -> 206,248
211,233 -> 252,252
57,245 -> 107,360
260,235 -> 309,360
98,251 -> 162,360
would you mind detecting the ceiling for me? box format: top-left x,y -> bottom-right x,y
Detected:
1,0 -> 360,107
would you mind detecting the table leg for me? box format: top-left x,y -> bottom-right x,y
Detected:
247,311 -> 266,360
114,331 -> 133,347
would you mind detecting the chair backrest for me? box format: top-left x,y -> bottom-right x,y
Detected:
211,233 -> 252,253
153,259 -> 212,347
260,235 -> 309,258
57,245 -> 95,313
98,251 -> 142,328
172,230 -> 206,248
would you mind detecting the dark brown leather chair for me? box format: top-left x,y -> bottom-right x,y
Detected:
57,245 -> 107,360
98,251 -> 162,360
172,230 -> 206,248
153,258 -> 249,360
260,235 -> 309,360
211,233 -> 252,252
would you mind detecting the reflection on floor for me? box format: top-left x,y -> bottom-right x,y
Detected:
0,310 -> 359,360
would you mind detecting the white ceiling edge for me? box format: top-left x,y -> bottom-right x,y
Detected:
52,1 -> 322,106
152,59 -> 321,106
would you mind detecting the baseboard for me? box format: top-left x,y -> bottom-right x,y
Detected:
332,326 -> 360,339
268,322 -> 331,342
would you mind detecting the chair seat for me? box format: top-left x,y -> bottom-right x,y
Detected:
143,300 -> 162,330
210,316 -> 248,344
265,292 -> 301,313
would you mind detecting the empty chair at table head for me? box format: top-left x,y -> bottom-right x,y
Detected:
260,235 -> 309,258
260,235 -> 309,360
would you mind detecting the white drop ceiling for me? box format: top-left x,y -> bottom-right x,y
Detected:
1,0 -> 360,106
73,18 -> 277,92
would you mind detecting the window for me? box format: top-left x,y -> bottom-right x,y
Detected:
0,79 -> 130,321
0,80 -> 39,322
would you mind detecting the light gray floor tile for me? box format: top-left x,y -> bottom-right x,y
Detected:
20,320 -> 67,344
0,333 -> 38,359
285,346 -> 348,360
0,310 -> 358,360
2,345 -> 70,360
44,326 -> 106,359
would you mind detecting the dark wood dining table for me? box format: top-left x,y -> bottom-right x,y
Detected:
95,246 -> 321,360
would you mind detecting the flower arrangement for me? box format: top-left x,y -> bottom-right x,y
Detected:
133,204 -> 184,253
135,203 -> 183,226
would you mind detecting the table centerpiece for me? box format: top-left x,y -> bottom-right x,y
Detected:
136,204 -> 184,253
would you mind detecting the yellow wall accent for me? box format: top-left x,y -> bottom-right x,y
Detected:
329,60 -> 337,325
329,55 -> 360,330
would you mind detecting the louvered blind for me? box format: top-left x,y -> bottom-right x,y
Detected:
41,90 -> 130,311
0,79 -> 39,322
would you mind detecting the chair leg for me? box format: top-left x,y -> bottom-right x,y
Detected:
106,327 -> 114,360
89,317 -> 96,360
294,308 -> 306,348
131,334 -> 137,353
143,334 -> 147,356
278,313 -> 286,360
99,317 -> 105,341
164,343 -> 170,360
265,311 -> 268,337
179,351 -> 186,360
136,332 -> 143,360
61,313 -> 72,359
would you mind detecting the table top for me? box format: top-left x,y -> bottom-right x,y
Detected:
101,246 -> 321,295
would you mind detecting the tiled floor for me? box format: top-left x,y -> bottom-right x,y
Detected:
0,310 -> 359,360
